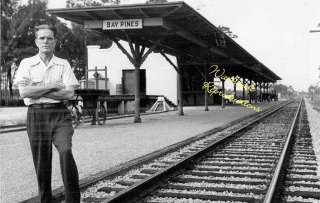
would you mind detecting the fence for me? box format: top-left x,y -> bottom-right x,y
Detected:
0,89 -> 23,106
310,87 -> 320,110
0,72 -> 23,106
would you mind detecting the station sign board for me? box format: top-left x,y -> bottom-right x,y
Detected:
103,19 -> 143,30
213,78 -> 222,89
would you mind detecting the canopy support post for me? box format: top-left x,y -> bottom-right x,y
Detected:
204,64 -> 209,111
242,78 -> 246,100
112,34 -> 159,123
221,79 -> 225,109
176,56 -> 184,116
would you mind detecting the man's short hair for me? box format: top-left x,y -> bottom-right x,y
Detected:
35,24 -> 57,38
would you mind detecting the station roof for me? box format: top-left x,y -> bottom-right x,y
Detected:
48,1 -> 281,83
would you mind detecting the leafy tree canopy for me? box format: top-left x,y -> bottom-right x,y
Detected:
1,1 -> 71,66
1,0 -> 123,84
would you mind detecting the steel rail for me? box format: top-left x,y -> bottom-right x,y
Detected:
263,99 -> 303,203
102,101 -> 293,203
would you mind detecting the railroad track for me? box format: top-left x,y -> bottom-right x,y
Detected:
279,101 -> 320,202
88,101 -> 299,203
78,100 -> 319,203
23,100 -> 320,203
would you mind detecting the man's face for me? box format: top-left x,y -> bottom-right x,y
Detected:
35,29 -> 56,55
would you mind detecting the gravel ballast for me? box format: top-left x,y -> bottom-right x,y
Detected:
305,99 -> 320,177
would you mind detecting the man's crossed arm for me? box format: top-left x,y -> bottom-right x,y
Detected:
18,77 -> 74,100
45,86 -> 75,100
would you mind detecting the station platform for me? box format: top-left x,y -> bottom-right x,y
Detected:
1,102 -> 280,202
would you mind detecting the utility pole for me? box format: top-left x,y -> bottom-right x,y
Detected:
309,23 -> 320,104
0,2 -> 2,107
309,23 -> 320,81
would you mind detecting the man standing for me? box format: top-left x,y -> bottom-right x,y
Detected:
14,24 -> 80,203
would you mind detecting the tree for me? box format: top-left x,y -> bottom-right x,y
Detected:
1,0 -> 116,103
308,85 -> 317,101
60,24 -> 112,80
1,0 -> 43,97
65,0 -> 114,80
273,84 -> 288,98
1,0 -> 94,96
1,1 -> 43,66
1,1 -> 71,94
1,0 -> 18,105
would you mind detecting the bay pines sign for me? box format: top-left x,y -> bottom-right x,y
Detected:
103,19 -> 143,30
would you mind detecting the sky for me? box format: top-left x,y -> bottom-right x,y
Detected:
42,0 -> 320,91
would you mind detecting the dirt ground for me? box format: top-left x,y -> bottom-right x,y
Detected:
0,107 -> 27,126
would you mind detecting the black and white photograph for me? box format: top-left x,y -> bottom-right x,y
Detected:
1,0 -> 320,202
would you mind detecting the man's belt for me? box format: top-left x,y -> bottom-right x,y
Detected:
29,103 -> 65,108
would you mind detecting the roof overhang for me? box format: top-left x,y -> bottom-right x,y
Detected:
48,1 -> 281,82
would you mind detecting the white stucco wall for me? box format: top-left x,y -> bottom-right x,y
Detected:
87,41 -> 177,104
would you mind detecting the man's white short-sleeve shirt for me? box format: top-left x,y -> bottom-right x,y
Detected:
14,54 -> 79,106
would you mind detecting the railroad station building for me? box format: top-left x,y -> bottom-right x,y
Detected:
85,44 -> 178,112
49,1 -> 281,123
